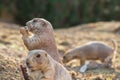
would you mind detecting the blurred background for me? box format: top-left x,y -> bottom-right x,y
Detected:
1,0 -> 120,80
1,0 -> 120,28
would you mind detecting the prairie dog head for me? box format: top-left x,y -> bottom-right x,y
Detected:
26,50 -> 49,71
25,18 -> 52,34
63,48 -> 82,63
63,50 -> 75,63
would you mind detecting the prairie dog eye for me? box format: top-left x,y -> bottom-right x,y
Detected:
33,19 -> 38,23
36,54 -> 41,58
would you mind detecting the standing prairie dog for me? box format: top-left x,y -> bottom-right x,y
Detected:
20,18 -> 62,63
26,50 -> 72,80
63,40 -> 117,67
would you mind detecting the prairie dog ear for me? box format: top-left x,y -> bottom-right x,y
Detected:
40,20 -> 47,27
45,53 -> 47,57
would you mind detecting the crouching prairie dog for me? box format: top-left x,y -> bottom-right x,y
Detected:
63,40 -> 117,67
20,18 -> 62,63
26,50 -> 72,80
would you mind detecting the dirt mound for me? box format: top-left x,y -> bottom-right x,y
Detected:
0,52 -> 23,80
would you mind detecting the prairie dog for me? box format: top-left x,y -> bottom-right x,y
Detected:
20,18 -> 62,63
26,50 -> 72,80
63,40 -> 117,67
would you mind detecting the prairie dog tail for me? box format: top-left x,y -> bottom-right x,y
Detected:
110,39 -> 117,51
110,39 -> 117,67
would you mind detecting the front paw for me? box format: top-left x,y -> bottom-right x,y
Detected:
20,27 -> 28,35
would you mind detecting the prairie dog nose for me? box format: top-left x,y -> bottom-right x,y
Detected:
26,59 -> 31,68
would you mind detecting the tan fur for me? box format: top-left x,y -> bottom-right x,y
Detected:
63,41 -> 117,67
20,18 -> 62,63
26,50 -> 72,80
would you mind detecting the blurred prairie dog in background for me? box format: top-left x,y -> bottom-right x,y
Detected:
20,18 -> 62,64
26,50 -> 72,80
63,40 -> 117,67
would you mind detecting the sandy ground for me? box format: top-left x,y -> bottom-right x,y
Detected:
0,21 -> 120,80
